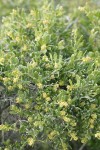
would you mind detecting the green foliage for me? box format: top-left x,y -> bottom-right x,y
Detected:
0,1 -> 100,149
0,0 -> 39,24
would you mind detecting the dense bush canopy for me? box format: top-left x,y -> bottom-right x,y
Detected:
0,1 -> 100,150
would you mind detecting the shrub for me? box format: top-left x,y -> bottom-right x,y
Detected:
0,1 -> 100,149
0,0 -> 39,24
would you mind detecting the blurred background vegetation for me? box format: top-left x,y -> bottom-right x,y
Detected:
0,0 -> 99,23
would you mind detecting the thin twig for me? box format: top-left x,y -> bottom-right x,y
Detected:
79,143 -> 86,150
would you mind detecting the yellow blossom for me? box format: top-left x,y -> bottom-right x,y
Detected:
7,31 -> 13,37
90,124 -> 94,129
43,20 -> 49,25
30,10 -> 35,16
67,98 -> 72,104
4,148 -> 9,150
37,83 -> 43,89
59,80 -> 64,86
43,92 -> 47,98
78,6 -> 85,11
27,138 -> 34,146
25,104 -> 30,109
59,6 -> 63,11
80,102 -> 85,106
16,97 -> 22,103
0,57 -> 4,64
34,121 -> 40,127
18,84 -> 23,89
22,44 -> 27,51
45,107 -> 49,112
12,9 -> 17,15
12,69 -> 21,76
70,133 -> 78,141
48,130 -> 57,140
50,74 -> 55,79
58,40 -> 64,49
61,142 -> 68,150
89,119 -> 94,124
91,113 -> 97,119
0,124 -> 11,131
29,61 -> 37,68
58,101 -> 68,107
53,84 -> 59,91
41,44 -> 46,51
67,85 -> 74,91
60,111 -> 66,116
81,138 -> 87,143
8,86 -> 13,91
26,23 -> 33,28
95,132 -> 100,139
43,55 -> 49,61
44,26 -> 48,31
15,36 -> 20,42
90,104 -> 96,109
73,136 -> 78,141
35,36 -> 41,41
3,77 -> 9,83
13,77 -> 19,83
46,97 -> 51,101
45,63 -> 50,68
34,121 -> 44,127
63,116 -> 70,122
82,56 -> 91,63
70,121 -> 77,127
54,62 -> 59,69
28,117 -> 33,123
0,124 -> 6,130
